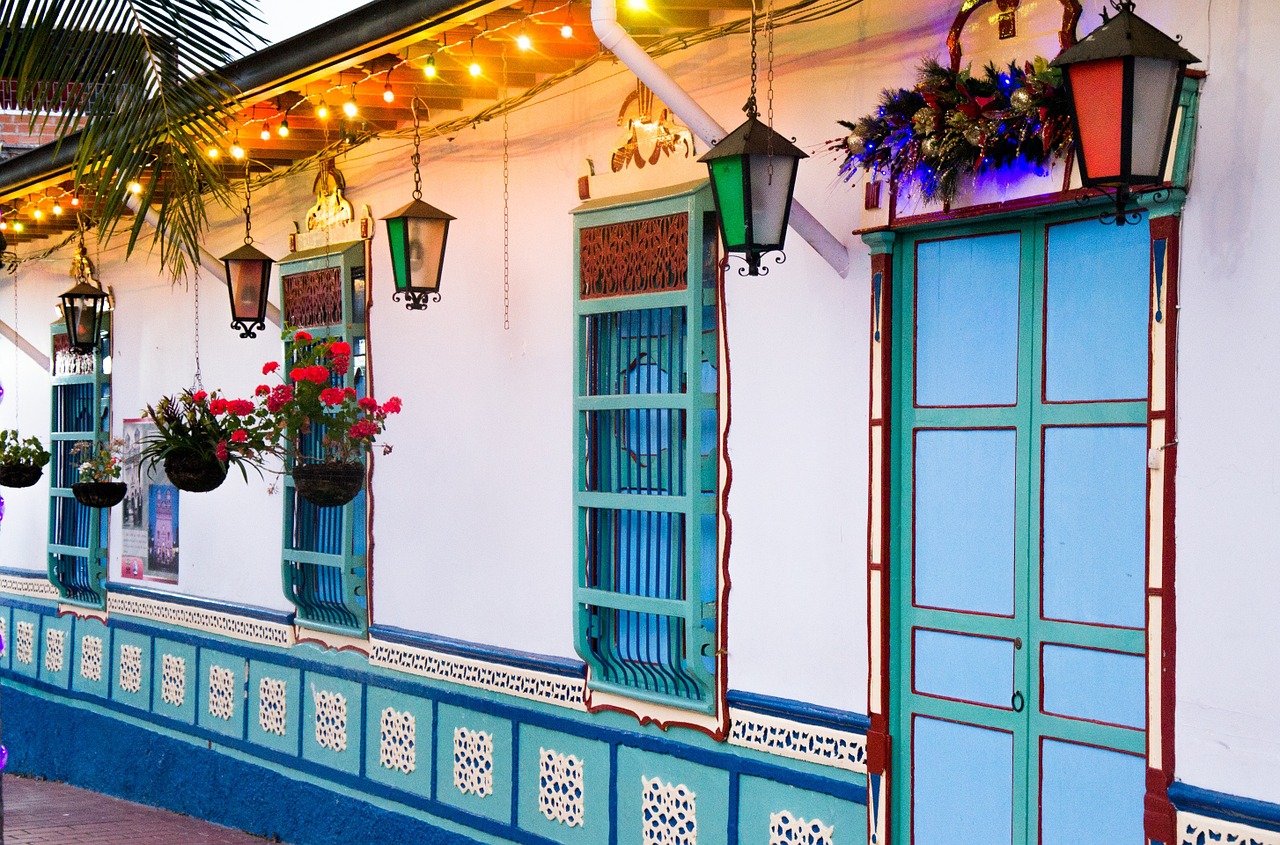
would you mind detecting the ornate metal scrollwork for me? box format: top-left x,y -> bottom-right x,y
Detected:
394,290 -> 442,311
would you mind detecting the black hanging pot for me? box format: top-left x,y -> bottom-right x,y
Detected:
0,463 -> 45,488
72,481 -> 128,508
163,449 -> 228,493
293,461 -> 364,508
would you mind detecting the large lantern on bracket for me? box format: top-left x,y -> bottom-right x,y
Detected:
1051,0 -> 1199,223
700,115 -> 807,275
220,163 -> 274,337
60,280 -> 108,354
382,97 -> 455,311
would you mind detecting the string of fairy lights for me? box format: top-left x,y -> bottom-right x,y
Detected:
0,0 -> 861,242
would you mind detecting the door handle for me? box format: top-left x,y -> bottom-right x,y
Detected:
1011,691 -> 1025,712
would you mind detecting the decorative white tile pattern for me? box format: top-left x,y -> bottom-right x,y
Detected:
770,811 -> 834,845
14,620 -> 33,665
641,777 -> 697,845
379,707 -> 416,774
161,654 -> 186,707
208,665 -> 237,720
538,748 -> 584,827
453,727 -> 494,797
0,575 -> 60,600
119,644 -> 143,693
80,635 -> 103,681
313,688 -> 348,752
370,638 -> 584,710
259,677 -> 288,736
106,594 -> 293,647
1180,811 -> 1280,845
728,707 -> 867,773
44,628 -> 66,673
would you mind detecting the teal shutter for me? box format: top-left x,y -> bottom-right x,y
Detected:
47,319 -> 111,607
572,182 -> 720,713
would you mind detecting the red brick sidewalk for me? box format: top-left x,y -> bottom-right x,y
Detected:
2,775 -> 281,844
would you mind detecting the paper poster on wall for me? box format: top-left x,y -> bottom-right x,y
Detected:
120,418 -> 179,583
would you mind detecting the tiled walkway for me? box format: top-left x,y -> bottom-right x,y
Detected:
3,775 -> 280,844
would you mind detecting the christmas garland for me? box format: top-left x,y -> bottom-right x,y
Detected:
836,58 -> 1074,204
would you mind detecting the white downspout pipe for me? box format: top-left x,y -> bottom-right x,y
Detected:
592,0 -> 851,278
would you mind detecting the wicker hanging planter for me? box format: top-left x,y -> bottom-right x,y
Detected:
0,463 -> 45,488
293,461 -> 364,508
162,449 -> 228,493
72,481 -> 128,508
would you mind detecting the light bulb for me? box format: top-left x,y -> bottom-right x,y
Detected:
469,61 -> 482,77
0,221 -> 7,231
207,146 -> 220,159
317,101 -> 329,119
343,98 -> 358,117
230,143 -> 245,160
383,84 -> 394,103
12,222 -> 22,233
561,23 -> 573,37
425,55 -> 437,78
71,196 -> 80,206
278,119 -> 290,137
52,203 -> 63,215
260,123 -> 271,140
32,209 -> 42,220
127,181 -> 142,194
626,0 -> 647,9
516,32 -> 532,50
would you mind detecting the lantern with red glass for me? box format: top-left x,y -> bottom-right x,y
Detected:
220,164 -> 274,337
1051,1 -> 1199,224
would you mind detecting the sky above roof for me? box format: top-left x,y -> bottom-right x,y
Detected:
256,0 -> 366,46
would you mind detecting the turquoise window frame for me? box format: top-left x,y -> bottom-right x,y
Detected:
572,182 -> 721,714
47,316 -> 111,608
278,242 -> 369,637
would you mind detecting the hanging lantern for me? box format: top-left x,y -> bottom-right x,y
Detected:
1051,0 -> 1199,224
60,280 -> 108,354
700,114 -> 807,275
697,6 -> 807,275
382,98 -> 455,310
220,164 -> 274,337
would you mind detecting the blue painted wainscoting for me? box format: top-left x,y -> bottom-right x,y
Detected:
0,573 -> 866,845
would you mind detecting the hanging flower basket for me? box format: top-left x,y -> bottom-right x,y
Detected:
293,461 -> 364,508
163,449 -> 228,493
72,481 -> 128,508
0,463 -> 44,488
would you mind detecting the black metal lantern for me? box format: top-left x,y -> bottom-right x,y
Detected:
60,279 -> 108,354
382,98 -> 454,310
698,5 -> 806,275
1051,0 -> 1199,224
700,114 -> 807,275
221,164 -> 273,337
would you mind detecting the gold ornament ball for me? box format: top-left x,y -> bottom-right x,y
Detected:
845,133 -> 866,156
1010,87 -> 1034,111
921,136 -> 939,157
964,124 -> 984,147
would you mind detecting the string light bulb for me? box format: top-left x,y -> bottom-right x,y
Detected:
52,202 -> 63,215
71,196 -> 80,207
277,118 -> 290,137
468,40 -> 481,77
343,86 -> 358,117
230,141 -> 245,159
207,145 -> 220,158
127,181 -> 142,194
260,123 -> 271,140
32,208 -> 43,220
425,54 -> 437,78
562,6 -> 574,38
383,68 -> 395,102
12,222 -> 22,233
516,28 -> 532,50
317,99 -> 329,119
0,221 -> 7,231
626,0 -> 647,9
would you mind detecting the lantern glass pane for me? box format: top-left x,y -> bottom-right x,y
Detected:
385,217 -> 411,292
1067,58 -> 1126,185
1129,56 -> 1180,182
748,154 -> 797,249
229,259 -> 266,320
708,157 -> 747,249
66,299 -> 96,347
407,217 -> 447,292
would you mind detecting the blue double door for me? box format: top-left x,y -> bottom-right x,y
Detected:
892,214 -> 1152,844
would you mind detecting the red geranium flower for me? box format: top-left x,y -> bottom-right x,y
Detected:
320,387 -> 346,406
330,354 -> 350,376
294,331 -> 313,343
227,399 -> 255,416
209,398 -> 229,415
231,429 -> 248,443
255,384 -> 270,396
344,387 -> 357,399
328,340 -> 351,356
215,441 -> 229,462
262,361 -> 279,375
357,397 -> 378,412
192,390 -> 208,403
289,366 -> 307,382
381,396 -> 403,414
349,420 -> 378,439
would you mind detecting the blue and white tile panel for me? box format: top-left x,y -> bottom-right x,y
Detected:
106,593 -> 294,647
1179,811 -> 1280,845
0,574 -> 59,601
727,705 -> 868,774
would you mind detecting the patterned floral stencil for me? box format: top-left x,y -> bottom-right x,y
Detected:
641,776 -> 697,845
119,644 -> 143,693
259,677 -> 288,736
14,621 -> 33,665
44,628 -> 65,673
538,748 -> 584,827
80,635 -> 103,682
379,707 -> 416,774
453,727 -> 494,797
208,665 -> 237,720
161,654 -> 186,707
313,688 -> 348,752
770,811 -> 834,845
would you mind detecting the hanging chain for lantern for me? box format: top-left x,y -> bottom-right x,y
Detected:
192,268 -> 204,390
765,0 -> 775,184
502,49 -> 511,331
746,1 -> 759,119
411,101 -> 424,202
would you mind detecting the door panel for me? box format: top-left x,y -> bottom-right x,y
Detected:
894,214 -> 1151,844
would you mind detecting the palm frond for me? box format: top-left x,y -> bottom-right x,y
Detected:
0,0 -> 266,280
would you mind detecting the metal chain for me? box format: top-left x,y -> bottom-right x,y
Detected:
502,50 -> 510,331
193,267 -> 203,390
243,161 -> 253,245
411,100 -> 424,201
747,0 -> 759,116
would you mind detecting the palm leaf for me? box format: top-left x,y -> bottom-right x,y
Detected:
0,0 -> 266,279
